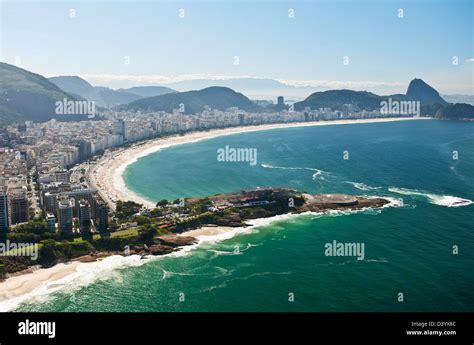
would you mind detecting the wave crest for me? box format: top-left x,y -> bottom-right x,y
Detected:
345,181 -> 381,191
260,163 -> 329,181
388,187 -> 473,207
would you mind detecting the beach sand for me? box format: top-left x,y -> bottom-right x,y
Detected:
180,226 -> 235,238
0,117 -> 429,310
0,262 -> 81,302
89,117 -> 429,210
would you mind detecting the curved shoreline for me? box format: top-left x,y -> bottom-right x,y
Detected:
0,117 -> 429,311
0,196 -> 406,312
89,117 -> 430,209
0,212 -> 316,311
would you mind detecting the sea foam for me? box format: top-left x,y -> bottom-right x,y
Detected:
0,194 -> 403,311
345,181 -> 382,191
388,187 -> 473,207
260,163 -> 329,181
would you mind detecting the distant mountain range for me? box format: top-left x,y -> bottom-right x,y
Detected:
163,78 -> 321,100
127,78 -> 451,115
126,86 -> 260,114
48,76 -> 176,107
118,86 -> 176,98
441,94 -> 474,106
0,62 -> 472,126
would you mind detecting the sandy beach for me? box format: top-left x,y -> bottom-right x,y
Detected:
0,227 -> 235,311
89,117 -> 429,210
0,254 -> 155,311
0,262 -> 81,305
0,117 -> 429,311
0,211 -> 310,310
180,226 -> 235,237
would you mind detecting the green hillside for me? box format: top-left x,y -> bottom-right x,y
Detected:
0,62 -> 83,126
294,90 -> 386,111
126,86 -> 260,114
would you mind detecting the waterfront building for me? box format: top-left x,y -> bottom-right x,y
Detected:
77,140 -> 92,162
120,120 -> 129,142
277,96 -> 284,106
93,195 -> 109,233
78,200 -> 92,235
66,188 -> 97,217
45,212 -> 56,232
58,198 -> 74,235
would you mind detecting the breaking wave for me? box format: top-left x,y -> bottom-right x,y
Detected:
388,187 -> 473,207
345,181 -> 381,191
0,242 -> 202,312
0,193 -> 404,311
260,163 -> 329,181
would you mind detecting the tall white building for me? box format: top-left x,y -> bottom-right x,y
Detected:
58,198 -> 74,235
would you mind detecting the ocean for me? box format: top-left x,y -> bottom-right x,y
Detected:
15,119 -> 474,312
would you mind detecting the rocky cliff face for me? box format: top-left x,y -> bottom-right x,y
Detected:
155,235 -> 198,247
406,78 -> 447,105
297,195 -> 390,213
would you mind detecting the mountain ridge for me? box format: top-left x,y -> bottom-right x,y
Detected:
125,86 -> 260,114
294,78 -> 448,111
48,76 -> 176,106
118,86 -> 176,98
0,63 -> 87,125
1,62 -> 471,125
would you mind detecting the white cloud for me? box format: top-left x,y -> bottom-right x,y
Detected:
80,74 -> 267,84
277,79 -> 404,89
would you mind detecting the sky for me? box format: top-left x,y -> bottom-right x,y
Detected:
0,0 -> 473,95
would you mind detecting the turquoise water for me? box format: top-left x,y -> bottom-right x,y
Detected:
17,120 -> 474,311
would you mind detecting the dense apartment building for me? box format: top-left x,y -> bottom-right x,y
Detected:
9,190 -> 29,225
93,195 -> 109,233
0,188 -> 9,241
66,188 -> 97,217
45,212 -> 56,232
58,198 -> 74,235
78,200 -> 92,235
